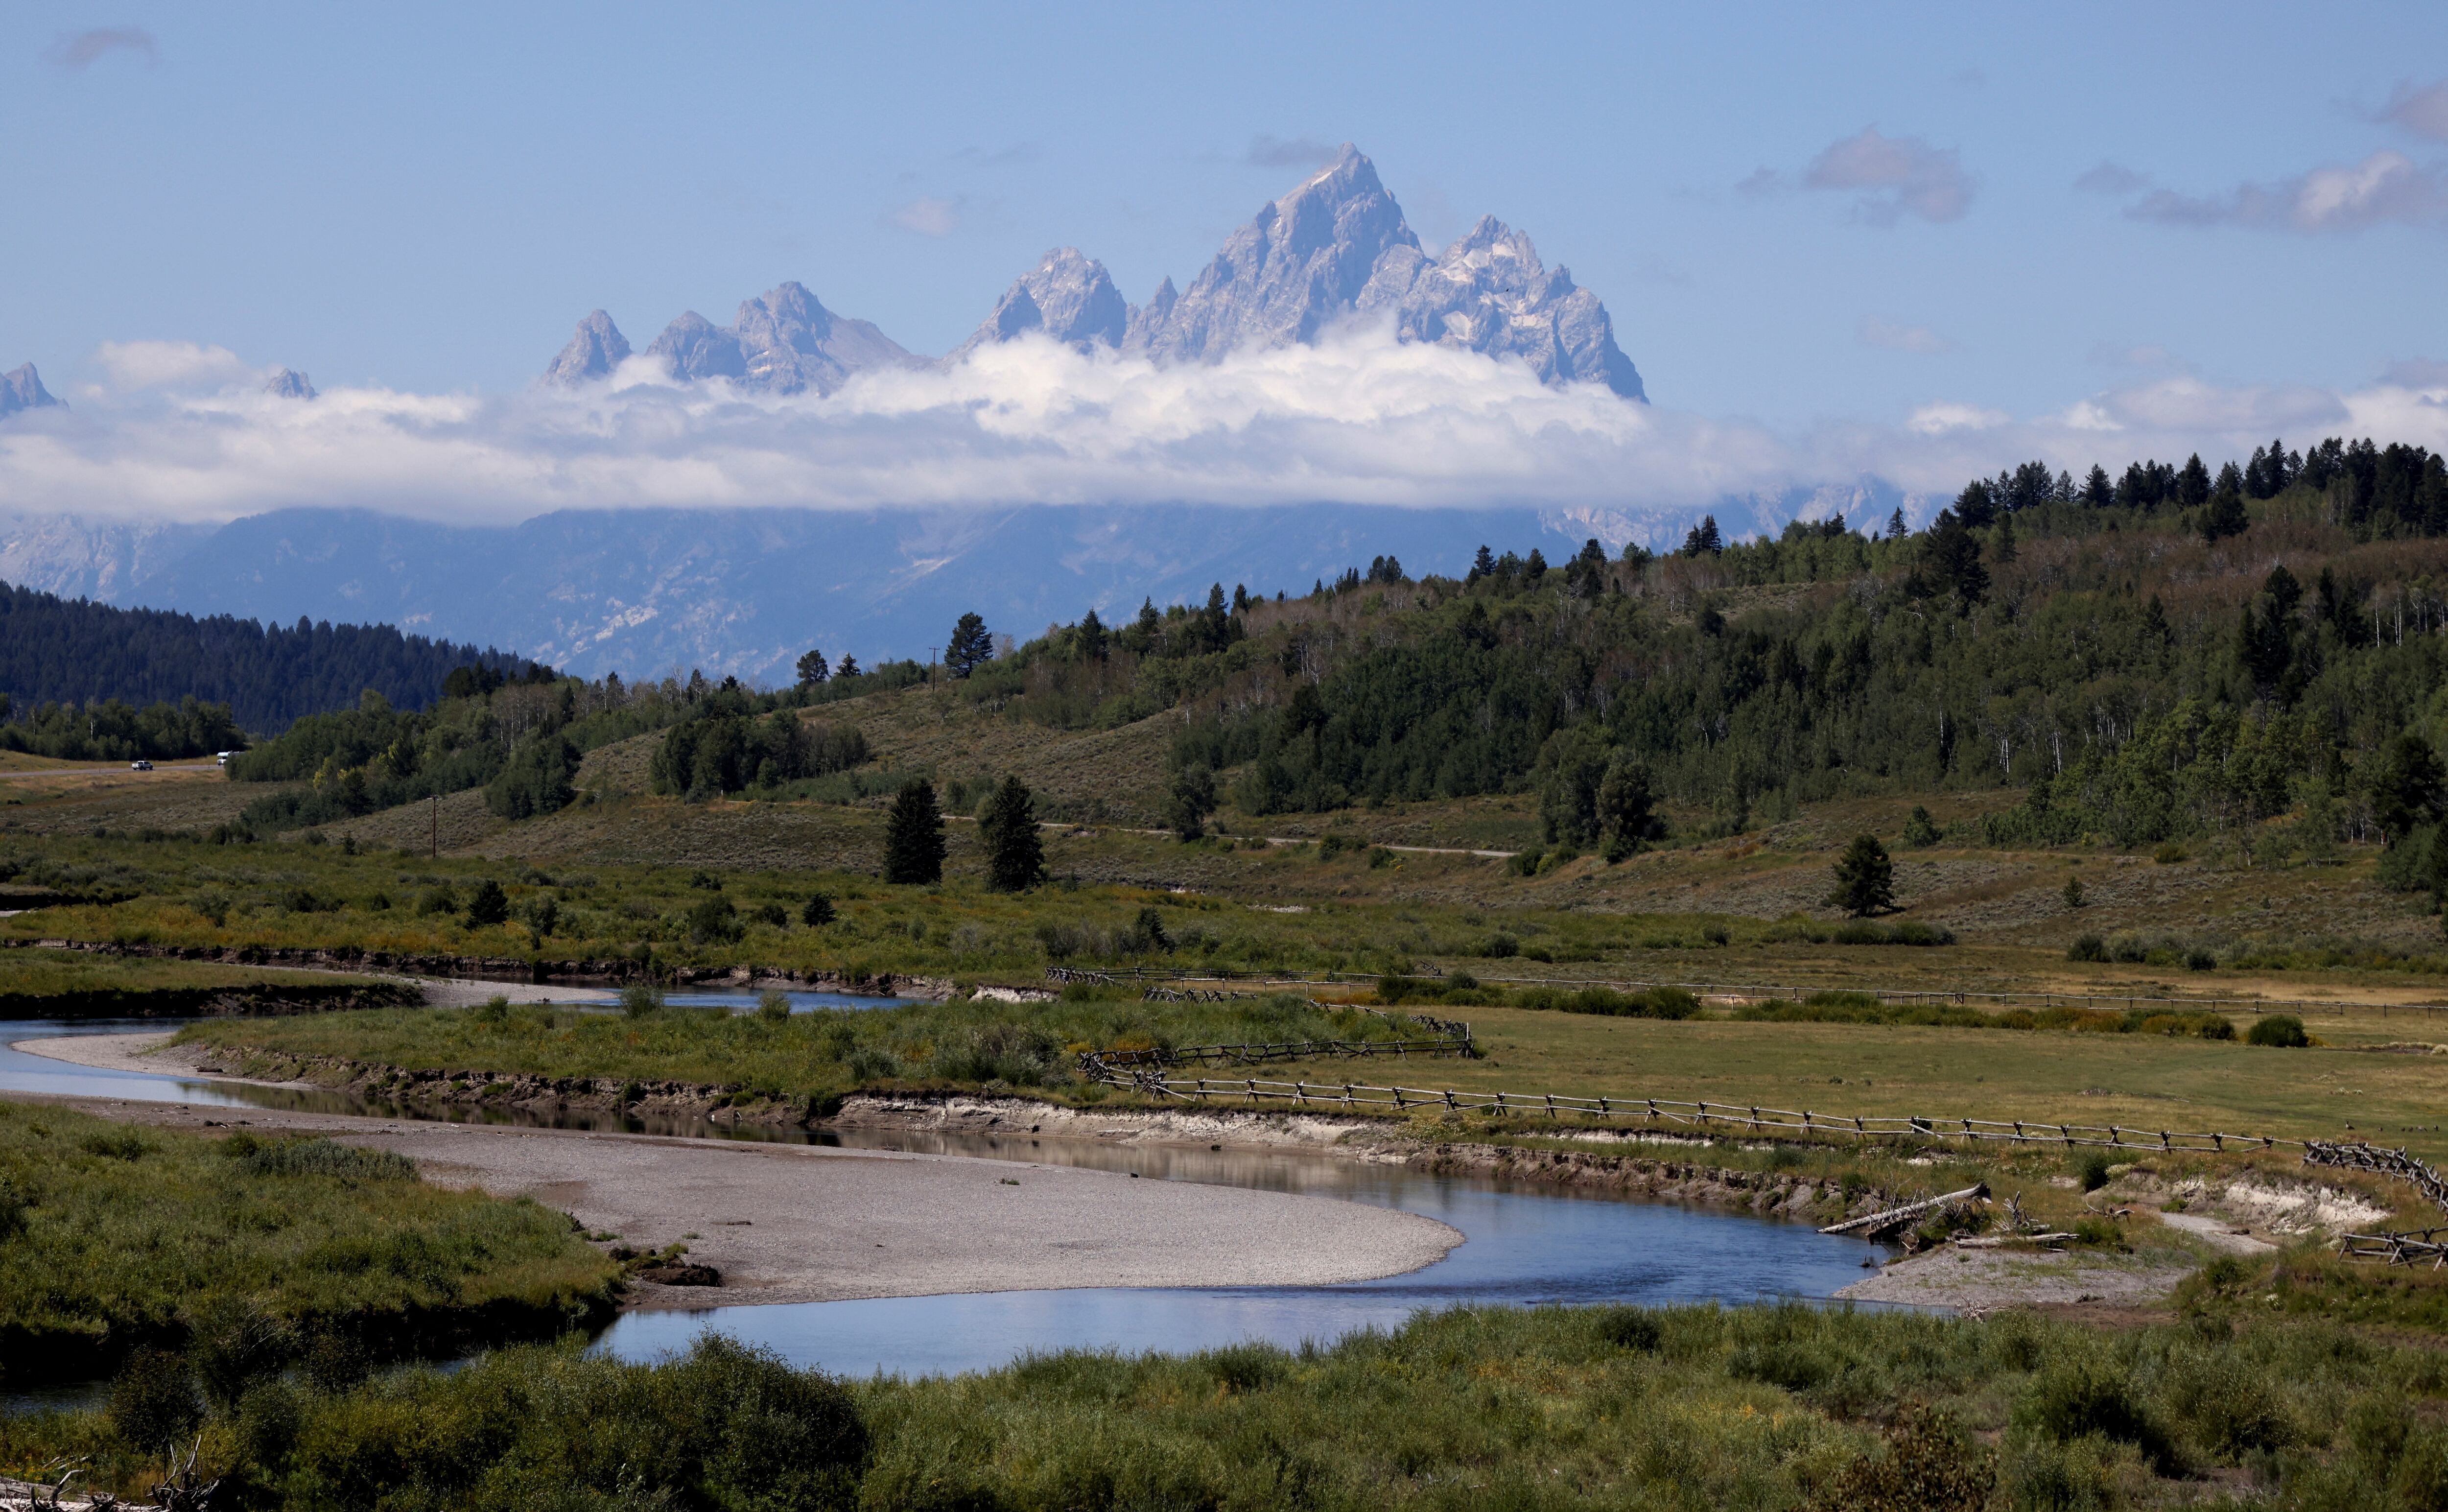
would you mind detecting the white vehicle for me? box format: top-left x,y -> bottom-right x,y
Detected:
129,759 -> 154,771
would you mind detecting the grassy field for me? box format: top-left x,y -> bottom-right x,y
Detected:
6,1300 -> 2447,1509
0,1102 -> 618,1387
177,985 -> 2448,1178
175,993 -> 1460,1106
0,947 -> 405,1016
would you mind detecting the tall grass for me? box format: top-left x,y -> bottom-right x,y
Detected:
7,1300 -> 2448,1509
175,994 -> 1457,1102
0,1103 -> 617,1385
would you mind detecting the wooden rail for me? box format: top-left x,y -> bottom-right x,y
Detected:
1080,1070 -> 2301,1154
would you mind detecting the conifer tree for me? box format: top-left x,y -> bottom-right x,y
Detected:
978,775 -> 1046,891
794,649 -> 830,686
1829,834 -> 1895,917
883,780 -> 946,884
944,613 -> 994,679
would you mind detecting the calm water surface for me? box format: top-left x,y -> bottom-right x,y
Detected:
2,1014 -> 1892,1386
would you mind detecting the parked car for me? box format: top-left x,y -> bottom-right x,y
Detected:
129,759 -> 153,771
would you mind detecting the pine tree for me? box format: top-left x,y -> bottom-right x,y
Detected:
2082,465 -> 2114,508
1925,509 -> 1989,606
794,649 -> 830,686
2202,466 -> 2250,542
1469,544 -> 1496,582
1992,511 -> 2017,564
2176,453 -> 2213,510
1077,608 -> 1108,662
1829,834 -> 1895,917
944,613 -> 994,679
1681,517 -> 1723,556
1885,508 -> 1908,541
465,878 -> 511,926
883,780 -> 946,884
1168,766 -> 1218,841
978,775 -> 1046,891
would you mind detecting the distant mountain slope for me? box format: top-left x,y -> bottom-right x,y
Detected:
0,579 -> 531,730
118,503 -> 1765,685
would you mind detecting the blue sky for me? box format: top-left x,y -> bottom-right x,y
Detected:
1,1 -> 2444,524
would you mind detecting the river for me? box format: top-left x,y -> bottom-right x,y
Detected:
2,1011 -> 1892,1387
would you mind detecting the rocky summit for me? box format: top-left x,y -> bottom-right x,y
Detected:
541,146 -> 1641,400
543,310 -> 632,386
0,363 -> 62,419
640,283 -> 917,396
953,247 -> 1131,360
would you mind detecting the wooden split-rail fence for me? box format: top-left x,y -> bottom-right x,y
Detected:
2338,1229 -> 2448,1267
1071,1066 -> 2304,1154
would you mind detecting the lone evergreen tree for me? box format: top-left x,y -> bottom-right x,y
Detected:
465,877 -> 511,927
883,780 -> 946,884
944,613 -> 994,679
978,775 -> 1046,891
794,648 -> 830,686
1830,834 -> 1895,917
1168,766 -> 1218,841
1681,516 -> 1723,556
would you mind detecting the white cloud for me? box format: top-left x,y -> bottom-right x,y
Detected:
2128,150 -> 2448,233
885,196 -> 962,236
1858,316 -> 1951,354
1906,402 -> 2006,435
91,340 -> 253,391
1801,127 -> 1975,224
0,325 -> 2442,532
2381,78 -> 2448,142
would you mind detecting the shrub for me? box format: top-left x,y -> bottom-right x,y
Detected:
2073,1150 -> 2113,1192
2067,934 -> 2108,962
2016,1356 -> 2175,1469
1483,933 -> 1519,959
687,894 -> 742,945
2248,1014 -> 2309,1047
2185,947 -> 2217,971
109,1349 -> 200,1451
756,991 -> 792,1024
802,894 -> 836,927
1902,804 -> 1942,848
620,984 -> 665,1019
750,902 -> 789,930
2155,842 -> 2188,864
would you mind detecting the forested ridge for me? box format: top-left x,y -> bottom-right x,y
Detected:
897,433 -> 2448,869
210,430 -> 2448,883
0,582 -> 533,732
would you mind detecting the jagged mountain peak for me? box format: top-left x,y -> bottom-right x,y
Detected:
544,310 -> 631,387
942,146 -> 1641,399
0,364 -> 62,420
953,248 -> 1130,361
264,368 -> 318,401
642,283 -> 916,396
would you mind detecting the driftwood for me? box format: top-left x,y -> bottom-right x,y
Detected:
1820,1183 -> 1990,1236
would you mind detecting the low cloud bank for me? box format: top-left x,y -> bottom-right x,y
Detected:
4,326 -> 2444,529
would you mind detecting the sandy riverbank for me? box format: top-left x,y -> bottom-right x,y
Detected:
8,1033 -> 1462,1307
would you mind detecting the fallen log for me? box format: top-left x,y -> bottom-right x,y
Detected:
1820,1182 -> 1990,1236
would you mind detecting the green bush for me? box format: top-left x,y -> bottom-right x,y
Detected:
2067,933 -> 2108,962
2247,1014 -> 2309,1047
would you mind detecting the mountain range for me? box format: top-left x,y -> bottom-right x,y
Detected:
0,485 -> 1894,691
543,145 -> 1645,401
0,146 -> 1724,689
